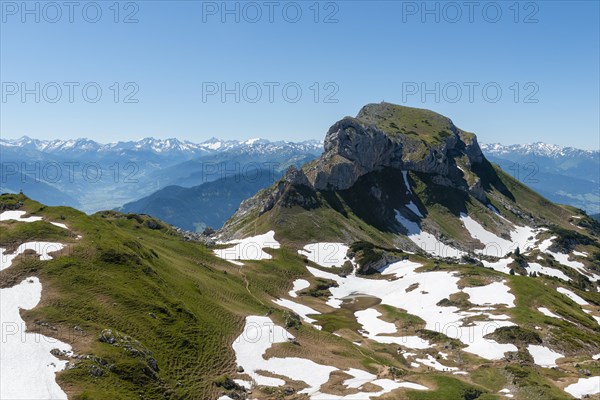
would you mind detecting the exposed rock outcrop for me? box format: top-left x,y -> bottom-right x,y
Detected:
304,103 -> 485,192
220,103 -> 499,240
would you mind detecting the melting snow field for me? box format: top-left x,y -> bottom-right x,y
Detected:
459,213 -> 537,257
460,214 -> 514,257
483,257 -> 574,282
0,242 -> 65,271
0,210 -> 43,223
273,298 -> 322,328
307,261 -> 517,359
414,354 -> 458,371
214,231 -> 280,264
538,307 -> 566,321
406,201 -> 423,217
0,211 -> 71,399
527,344 -> 563,368
395,211 -> 464,258
0,211 -> 68,229
0,278 -> 71,399
557,287 -> 589,306
482,257 -> 514,275
378,259 -> 425,278
298,243 -> 350,268
289,279 -> 310,298
463,281 -> 515,307
555,288 -> 600,326
564,377 -> 600,399
355,308 -> 431,349
526,263 -> 571,281
539,237 -> 599,280
232,316 -> 427,398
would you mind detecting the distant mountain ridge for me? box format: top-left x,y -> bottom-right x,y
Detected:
3,106 -> 600,399
0,136 -> 323,157
4,135 -> 594,161
480,141 -> 599,215
4,136 -> 594,163
117,169 -> 282,231
1,136 -> 323,212
2,135 -> 598,215
481,142 -> 598,159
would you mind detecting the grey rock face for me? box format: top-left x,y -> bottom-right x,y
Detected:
306,114 -> 485,193
260,166 -> 317,213
308,118 -> 402,190
219,103 -> 495,239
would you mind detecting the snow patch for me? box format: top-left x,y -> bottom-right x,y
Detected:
0,211 -> 68,229
0,210 -> 43,223
527,344 -> 563,368
289,279 -> 310,298
406,201 -> 423,217
527,263 -> 571,281
298,243 -> 350,268
378,259 -> 423,278
232,316 -> 427,398
0,242 -> 65,271
402,171 -> 413,195
538,307 -> 565,321
459,213 -> 537,257
564,377 -> 600,399
214,231 -> 280,264
463,281 -> 515,307
355,308 -> 431,349
395,211 -> 464,258
0,277 -> 71,400
272,298 -> 321,328
414,354 -> 458,371
482,257 -> 514,275
557,287 -> 589,306
539,237 -> 598,280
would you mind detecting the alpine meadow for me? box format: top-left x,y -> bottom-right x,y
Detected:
1,2 -> 599,400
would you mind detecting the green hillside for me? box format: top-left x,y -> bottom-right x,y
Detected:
3,190 -> 600,399
3,104 -> 600,400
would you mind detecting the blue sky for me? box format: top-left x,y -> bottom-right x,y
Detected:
1,1 -> 598,149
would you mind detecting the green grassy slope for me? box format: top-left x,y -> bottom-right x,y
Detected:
2,195 -> 256,398
0,194 -> 401,399
2,193 -> 600,399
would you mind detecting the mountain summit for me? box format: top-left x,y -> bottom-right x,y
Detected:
222,103 -> 576,251
305,103 -> 484,195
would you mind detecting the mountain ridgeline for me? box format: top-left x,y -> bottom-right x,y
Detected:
221,103 -> 587,251
481,143 -> 599,216
118,169 -> 282,232
0,137 -> 322,213
2,103 -> 600,400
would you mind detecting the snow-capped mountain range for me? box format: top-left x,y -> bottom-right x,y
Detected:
0,136 -> 323,156
481,142 -> 598,159
3,136 -> 595,158
1,136 -> 598,215
0,136 -> 324,213
480,141 -> 599,216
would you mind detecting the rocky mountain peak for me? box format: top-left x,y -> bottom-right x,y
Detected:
303,103 -> 485,193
